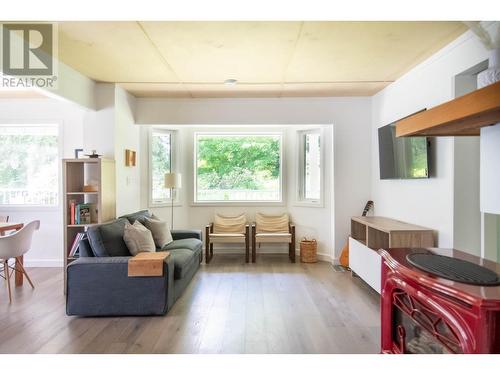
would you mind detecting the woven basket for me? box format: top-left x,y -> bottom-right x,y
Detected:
300,238 -> 317,263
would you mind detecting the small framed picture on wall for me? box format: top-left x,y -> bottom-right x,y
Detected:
125,149 -> 136,166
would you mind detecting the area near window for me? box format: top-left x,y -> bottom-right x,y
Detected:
149,128 -> 175,205
0,124 -> 59,206
298,128 -> 323,205
194,133 -> 283,203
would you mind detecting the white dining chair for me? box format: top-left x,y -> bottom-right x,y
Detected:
0,220 -> 40,303
0,215 -> 9,236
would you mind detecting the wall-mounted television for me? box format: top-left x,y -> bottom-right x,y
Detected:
378,123 -> 430,179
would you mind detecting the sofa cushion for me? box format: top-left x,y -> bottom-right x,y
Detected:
169,248 -> 199,280
78,237 -> 94,257
144,217 -> 173,248
87,218 -> 131,257
163,238 -> 202,252
119,210 -> 152,225
123,221 -> 156,256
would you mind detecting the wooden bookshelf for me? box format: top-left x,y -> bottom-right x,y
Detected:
62,158 -> 116,292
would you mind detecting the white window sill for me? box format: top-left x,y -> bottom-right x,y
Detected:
293,201 -> 324,208
191,201 -> 286,207
149,202 -> 182,208
0,205 -> 60,212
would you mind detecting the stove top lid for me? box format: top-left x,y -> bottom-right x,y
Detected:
406,253 -> 500,286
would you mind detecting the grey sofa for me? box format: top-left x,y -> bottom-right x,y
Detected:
66,210 -> 202,316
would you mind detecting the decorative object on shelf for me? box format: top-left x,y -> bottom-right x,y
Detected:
74,148 -> 84,159
339,200 -> 373,268
82,183 -> 98,192
164,172 -> 181,230
300,238 -> 317,263
85,150 -> 101,158
125,149 -> 136,166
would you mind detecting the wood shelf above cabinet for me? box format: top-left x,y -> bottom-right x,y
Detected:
351,216 -> 435,249
395,81 -> 500,137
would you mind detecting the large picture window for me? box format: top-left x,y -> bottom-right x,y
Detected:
0,124 -> 59,206
195,133 -> 282,202
150,128 -> 175,205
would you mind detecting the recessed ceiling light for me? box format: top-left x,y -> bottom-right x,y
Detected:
224,79 -> 238,85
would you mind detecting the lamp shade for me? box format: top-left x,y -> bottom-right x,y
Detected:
164,173 -> 182,189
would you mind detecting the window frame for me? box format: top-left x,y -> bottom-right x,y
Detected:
296,127 -> 324,207
0,122 -> 62,210
148,127 -> 179,207
193,131 -> 284,205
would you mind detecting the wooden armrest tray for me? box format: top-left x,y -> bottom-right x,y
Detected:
128,251 -> 170,277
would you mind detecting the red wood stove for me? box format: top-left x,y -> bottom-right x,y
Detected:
379,247 -> 500,354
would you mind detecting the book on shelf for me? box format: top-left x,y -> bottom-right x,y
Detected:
69,232 -> 87,257
73,203 -> 98,225
69,199 -> 76,225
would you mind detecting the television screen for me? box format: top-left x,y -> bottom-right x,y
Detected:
378,123 -> 430,179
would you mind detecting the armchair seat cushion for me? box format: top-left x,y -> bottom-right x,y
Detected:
169,248 -> 200,280
209,233 -> 246,243
255,233 -> 292,243
163,238 -> 202,252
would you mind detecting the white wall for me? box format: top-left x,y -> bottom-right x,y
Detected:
45,61 -> 97,111
371,27 -> 492,248
114,86 -> 141,216
82,83 -> 141,216
138,124 -> 335,259
0,84 -> 142,266
453,137 -> 481,255
481,124 -> 500,215
136,97 -> 372,261
83,84 -> 115,157
0,98 -> 86,266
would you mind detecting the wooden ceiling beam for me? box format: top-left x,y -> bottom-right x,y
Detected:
396,81 -> 500,137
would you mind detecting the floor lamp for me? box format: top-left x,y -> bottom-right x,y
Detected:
164,173 -> 181,230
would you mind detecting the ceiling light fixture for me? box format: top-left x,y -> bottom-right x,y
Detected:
224,79 -> 238,85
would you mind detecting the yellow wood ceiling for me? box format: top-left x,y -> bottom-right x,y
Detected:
57,21 -> 467,98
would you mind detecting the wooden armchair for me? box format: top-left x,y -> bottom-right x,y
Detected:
251,213 -> 296,263
205,214 -> 250,264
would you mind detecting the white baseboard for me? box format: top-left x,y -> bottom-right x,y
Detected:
205,246 -> 335,264
24,259 -> 63,268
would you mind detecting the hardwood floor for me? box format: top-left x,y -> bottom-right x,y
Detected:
0,255 -> 381,354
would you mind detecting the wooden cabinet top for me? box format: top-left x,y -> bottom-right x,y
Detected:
352,216 -> 433,233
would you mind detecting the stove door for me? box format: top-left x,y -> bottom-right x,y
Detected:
392,290 -> 463,354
